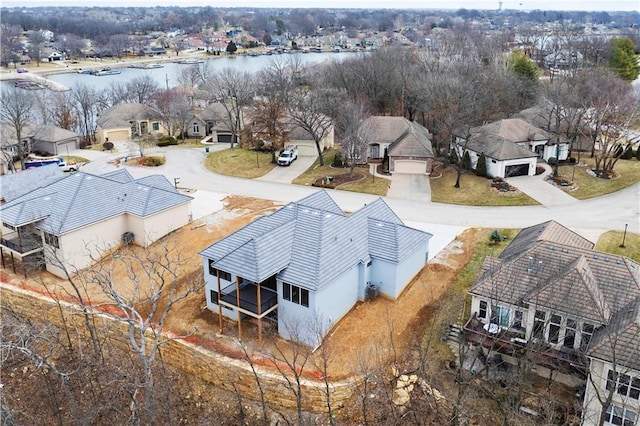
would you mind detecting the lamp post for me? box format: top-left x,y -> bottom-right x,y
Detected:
620,223 -> 628,248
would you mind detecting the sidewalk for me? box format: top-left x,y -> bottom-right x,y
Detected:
505,163 -> 579,207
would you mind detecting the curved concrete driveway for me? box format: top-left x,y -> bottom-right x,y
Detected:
74,147 -> 640,240
256,155 -> 316,184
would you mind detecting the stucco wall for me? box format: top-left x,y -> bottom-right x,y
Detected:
394,242 -> 428,298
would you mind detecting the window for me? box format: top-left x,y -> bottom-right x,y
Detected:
193,122 -> 200,133
581,323 -> 595,350
604,404 -> 637,426
282,283 -> 309,308
607,370 -> 640,400
478,301 -> 488,319
492,306 -> 510,327
533,310 -> 546,339
564,318 -> 576,349
513,310 -> 524,330
210,289 -> 219,304
43,232 -> 59,249
549,314 -> 562,344
152,122 -> 160,131
208,261 -> 231,281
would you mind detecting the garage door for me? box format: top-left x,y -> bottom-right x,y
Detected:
505,163 -> 530,177
296,143 -> 317,157
217,134 -> 233,143
57,140 -> 77,155
394,160 -> 426,174
106,130 -> 129,142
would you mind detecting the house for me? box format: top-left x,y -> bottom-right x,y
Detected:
200,190 -> 432,346
0,169 -> 192,278
362,116 -> 434,174
40,48 -> 66,62
139,46 -> 167,56
185,103 -> 238,143
515,105 -> 595,154
544,49 -> 583,70
452,118 -> 569,178
286,121 -> 335,157
463,221 -> 640,416
0,165 -> 64,203
0,123 -> 80,168
96,103 -> 166,144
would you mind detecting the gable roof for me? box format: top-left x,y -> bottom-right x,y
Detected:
461,133 -> 538,161
0,171 -> 192,235
364,116 -> 434,158
588,297 -> 640,371
97,103 -> 160,129
0,166 -> 65,202
200,191 -> 431,290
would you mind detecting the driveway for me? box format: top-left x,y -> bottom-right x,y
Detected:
387,173 -> 431,203
505,163 -> 579,207
256,155 -> 316,184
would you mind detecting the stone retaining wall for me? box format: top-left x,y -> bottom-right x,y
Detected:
1,282 -> 359,413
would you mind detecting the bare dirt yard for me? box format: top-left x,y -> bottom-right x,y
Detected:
3,194 -> 476,381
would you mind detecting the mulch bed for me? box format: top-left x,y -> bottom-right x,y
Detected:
312,172 -> 365,189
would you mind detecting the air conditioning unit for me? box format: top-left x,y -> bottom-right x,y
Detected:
122,232 -> 134,245
366,283 -> 379,299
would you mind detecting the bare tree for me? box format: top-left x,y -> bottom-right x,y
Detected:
0,86 -> 36,170
78,242 -> 203,425
70,83 -> 99,147
202,68 -> 255,149
334,97 -> 373,175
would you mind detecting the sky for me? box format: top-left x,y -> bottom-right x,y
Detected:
3,0 -> 639,11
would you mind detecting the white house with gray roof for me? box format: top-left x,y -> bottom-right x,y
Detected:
0,169 -> 192,278
452,118 -> 569,177
200,190 -> 432,346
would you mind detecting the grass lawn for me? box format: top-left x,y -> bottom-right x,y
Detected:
62,155 -> 89,163
430,166 -> 539,206
204,147 -> 276,178
595,230 -> 640,263
292,149 -> 389,196
557,157 -> 640,200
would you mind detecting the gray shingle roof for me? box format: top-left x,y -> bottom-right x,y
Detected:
200,190 -> 432,291
0,171 -> 192,235
0,166 -> 65,202
471,118 -> 551,142
461,133 -> 538,161
364,116 -> 434,158
97,103 -> 160,129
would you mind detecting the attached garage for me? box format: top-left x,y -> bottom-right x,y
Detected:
217,134 -> 233,143
392,160 -> 428,174
56,140 -> 78,155
296,143 -> 317,157
105,129 -> 130,142
505,163 -> 530,177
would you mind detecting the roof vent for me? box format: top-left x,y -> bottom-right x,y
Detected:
604,257 -> 610,262
527,256 -> 533,273
616,259 -> 622,264
593,254 -> 599,259
547,244 -> 554,250
561,248 -> 568,253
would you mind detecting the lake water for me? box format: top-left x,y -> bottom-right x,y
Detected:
47,51 -> 360,91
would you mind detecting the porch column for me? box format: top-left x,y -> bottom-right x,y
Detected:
257,281 -> 262,343
217,270 -> 223,334
236,276 -> 242,340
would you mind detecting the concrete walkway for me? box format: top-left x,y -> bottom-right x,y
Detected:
506,163 -> 579,207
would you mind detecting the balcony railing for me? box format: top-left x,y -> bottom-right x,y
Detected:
463,314 -> 585,375
0,231 -> 43,255
220,282 -> 278,317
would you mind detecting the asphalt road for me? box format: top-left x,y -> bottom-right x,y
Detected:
77,146 -> 640,242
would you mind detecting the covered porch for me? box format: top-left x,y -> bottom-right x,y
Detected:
0,226 -> 45,277
214,274 -> 278,342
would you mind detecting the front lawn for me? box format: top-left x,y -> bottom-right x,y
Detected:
595,230 -> 640,262
292,149 -> 389,196
204,147 -> 276,178
556,157 -> 640,200
430,166 -> 539,206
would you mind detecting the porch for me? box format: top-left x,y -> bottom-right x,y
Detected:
462,314 -> 585,376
